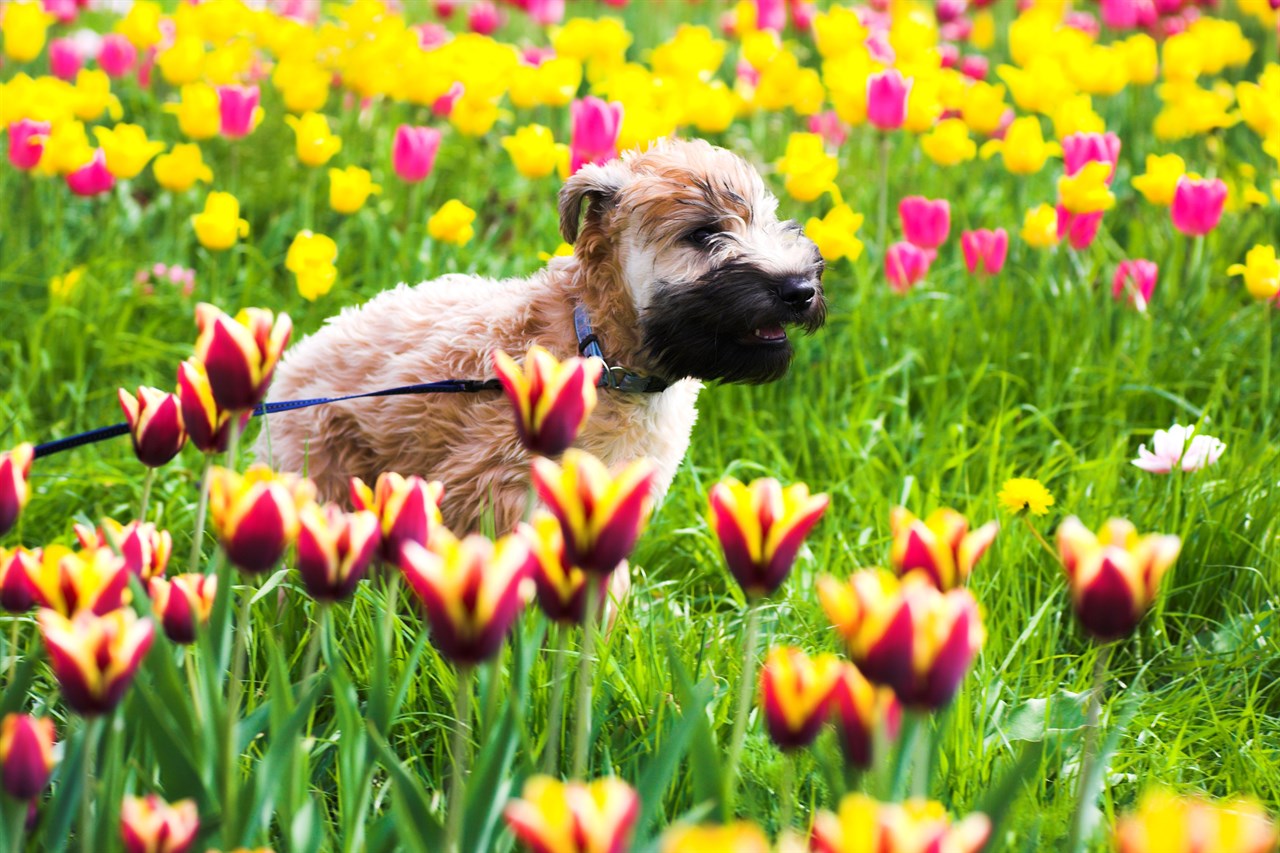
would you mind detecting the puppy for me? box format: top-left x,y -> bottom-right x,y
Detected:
260,138 -> 826,533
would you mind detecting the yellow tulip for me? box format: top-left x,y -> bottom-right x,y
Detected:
920,119 -> 976,167
1,1 -> 54,63
980,116 -> 1059,176
94,124 -> 166,180
115,0 -> 163,48
191,192 -> 250,252
328,166 -> 381,215
1057,161 -> 1116,215
273,58 -> 331,114
451,94 -> 500,138
285,112 -> 342,168
1227,245 -> 1280,301
776,132 -> 838,203
72,69 -> 122,123
501,125 -> 562,180
1021,204 -> 1060,249
960,81 -> 1007,136
805,204 -> 865,263
1131,154 -> 1186,206
37,119 -> 94,177
157,36 -> 206,87
153,144 -> 214,193
427,199 -> 477,247
165,84 -> 221,141
286,231 -> 339,301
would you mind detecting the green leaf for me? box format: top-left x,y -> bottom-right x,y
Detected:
666,642 -> 724,820
463,699 -> 519,853
633,666 -> 712,840
366,719 -> 442,853
0,656 -> 36,716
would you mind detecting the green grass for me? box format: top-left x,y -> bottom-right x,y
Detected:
2,2 -> 1279,851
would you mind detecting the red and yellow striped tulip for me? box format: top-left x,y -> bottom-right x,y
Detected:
708,476 -> 829,599
818,570 -> 985,709
148,574 -> 217,644
118,386 -> 187,467
660,822 -> 770,853
531,450 -> 656,575
209,466 -> 316,574
493,345 -> 602,456
504,775 -> 640,853
193,303 -> 292,412
1115,790 -> 1277,853
350,472 -> 444,564
121,794 -> 200,853
518,510 -> 607,624
831,662 -> 902,770
176,358 -> 245,454
37,607 -> 155,716
0,442 -> 34,537
810,794 -> 991,853
400,529 -> 532,664
889,506 -> 998,590
759,646 -> 843,750
1057,516 -> 1181,641
75,518 -> 172,581
31,545 -> 130,616
0,546 -> 40,612
0,714 -> 56,800
296,504 -> 379,601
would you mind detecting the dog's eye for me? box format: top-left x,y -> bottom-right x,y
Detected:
685,227 -> 719,247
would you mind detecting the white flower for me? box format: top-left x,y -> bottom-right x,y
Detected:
1131,423 -> 1225,473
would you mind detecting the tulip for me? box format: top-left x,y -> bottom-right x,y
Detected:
176,358 -> 244,454
885,241 -> 932,293
0,443 -> 34,537
296,504 -> 379,601
831,663 -> 901,770
898,196 -> 951,250
502,124 -> 564,180
1131,153 -> 1186,206
208,465 -> 315,574
919,119 -> 976,167
7,119 -> 51,171
285,230 -> 339,301
1112,260 -> 1159,311
427,199 -> 477,247
504,776 -> 640,853
0,714 -> 56,799
960,228 -> 1009,276
493,346 -> 602,457
98,34 -> 137,78
217,84 -> 262,139
350,473 -> 444,563
1057,161 -> 1116,215
285,111 -> 342,168
118,386 -> 187,467
1057,516 -> 1181,640
819,570 -> 984,708
1057,208 -> 1104,251
776,132 -> 839,202
1171,176 -> 1227,236
805,204 -> 865,263
148,574 -> 216,644
328,166 -> 382,214
66,148 -> 116,197
191,192 -> 250,251
392,124 -> 442,183
400,530 -> 531,664
193,303 -> 292,412
153,143 -> 213,193
273,58 -> 330,114
759,646 -> 841,750
1131,423 -> 1225,474
569,96 -> 624,174
165,83 -> 220,140
31,545 -> 130,617
1115,790 -> 1277,853
0,547 -> 39,612
49,38 -> 83,80
93,123 -> 164,180
74,519 -> 172,581
518,511 -> 612,624
1228,244 -> 1280,301
157,37 -> 205,87
810,794 -> 991,853
866,69 -> 911,130
120,794 -> 199,853
981,116 -> 1060,176
1021,203 -> 1061,249
808,111 -> 848,148
2,2 -> 54,63
531,450 -> 656,576
468,0 -> 501,34
38,607 -> 154,716
432,82 -> 465,118
115,1 -> 161,48
1062,131 -> 1121,182
889,506 -> 998,591
660,822 -> 771,853
707,476 -> 828,599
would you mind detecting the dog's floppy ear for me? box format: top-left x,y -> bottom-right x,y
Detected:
558,161 -> 627,245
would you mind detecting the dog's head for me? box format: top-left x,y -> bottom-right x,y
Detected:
559,138 -> 826,385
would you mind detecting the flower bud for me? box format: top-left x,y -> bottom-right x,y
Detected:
888,506 -> 997,591
296,504 -> 379,601
38,607 -> 154,716
759,646 -> 842,750
0,547 -> 40,613
350,473 -> 444,564
831,662 -> 902,770
119,386 -> 187,467
120,794 -> 199,853
75,518 -> 172,581
708,477 -> 828,599
0,443 -> 35,537
208,466 -> 316,574
0,714 -> 56,800
193,303 -> 292,413
811,794 -> 990,853
493,346 -> 602,456
148,574 -> 216,644
504,776 -> 640,853
31,545 -> 130,616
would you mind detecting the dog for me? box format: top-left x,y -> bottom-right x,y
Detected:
260,138 -> 826,534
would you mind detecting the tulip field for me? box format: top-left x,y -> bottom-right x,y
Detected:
3,0 -> 1280,851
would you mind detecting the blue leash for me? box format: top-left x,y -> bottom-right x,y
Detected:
32,306 -> 667,460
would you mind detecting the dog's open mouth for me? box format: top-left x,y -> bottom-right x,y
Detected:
746,324 -> 788,344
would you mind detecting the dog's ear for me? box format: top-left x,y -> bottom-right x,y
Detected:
558,162 -> 627,245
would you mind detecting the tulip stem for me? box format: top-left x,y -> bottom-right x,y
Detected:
187,458 -> 214,576
138,466 -> 155,522
5,619 -> 17,685
1020,515 -> 1062,568
1263,305 -> 1272,428
5,797 -> 23,853
877,132 -> 891,254
79,717 -> 102,853
445,664 -> 474,853
723,597 -> 764,819
302,601 -> 330,688
224,587 -> 253,844
542,622 -> 571,774
571,574 -> 602,779
1066,642 -> 1113,853
779,750 -> 796,832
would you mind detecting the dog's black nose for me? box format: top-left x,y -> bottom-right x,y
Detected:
778,276 -> 816,307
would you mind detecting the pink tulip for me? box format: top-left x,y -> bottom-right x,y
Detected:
49,39 -> 84,81
98,34 -> 137,78
434,0 -> 457,18
959,55 -> 988,81
867,70 -> 911,131
935,0 -> 967,22
939,44 -> 960,69
417,23 -> 450,50
808,111 -> 847,148
755,0 -> 787,32
1057,207 -> 1104,251
1112,259 -> 1158,311
960,228 -> 1009,276
527,0 -> 565,26
569,96 -> 624,174
1101,0 -> 1139,27
1062,132 -> 1121,182
885,242 -> 932,292
899,196 -> 951,250
432,82 -> 464,118
791,0 -> 816,30
66,150 -> 115,197
1171,176 -> 1227,236
42,0 -> 81,23
218,85 -> 261,139
136,46 -> 156,88
468,0 -> 501,34
7,120 -> 50,171
1064,10 -> 1100,36
392,125 -> 442,182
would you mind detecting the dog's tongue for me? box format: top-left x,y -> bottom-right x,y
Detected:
752,325 -> 787,342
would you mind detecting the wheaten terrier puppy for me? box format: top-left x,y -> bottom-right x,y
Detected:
261,138 -> 826,533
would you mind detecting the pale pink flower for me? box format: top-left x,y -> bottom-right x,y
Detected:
885,242 -> 932,292
1112,260 -> 1158,311
98,34 -> 136,77
1132,423 -> 1225,473
1062,131 -> 1121,182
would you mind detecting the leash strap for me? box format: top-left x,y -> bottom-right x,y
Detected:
573,305 -> 670,393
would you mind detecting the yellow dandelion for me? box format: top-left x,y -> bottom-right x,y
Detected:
998,478 -> 1055,516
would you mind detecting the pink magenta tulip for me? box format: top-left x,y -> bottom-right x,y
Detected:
66,150 -> 115,197
1062,131 -> 1122,182
8,120 -> 50,171
961,228 -> 1009,276
885,242 -> 932,293
959,55 -> 989,81
792,0 -> 816,30
569,96 -> 624,174
392,125 -> 442,182
432,82 -> 464,118
755,0 -> 787,31
866,70 -> 911,131
42,0 -> 80,23
49,38 -> 83,80
217,85 -> 260,139
527,0 -> 565,26
468,0 -> 501,34
808,111 -> 847,148
1171,176 -> 1227,236
1112,260 -> 1159,310
899,196 -> 951,249
98,34 -> 136,78
1101,0 -> 1139,28
1057,207 -> 1103,251
434,0 -> 457,18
